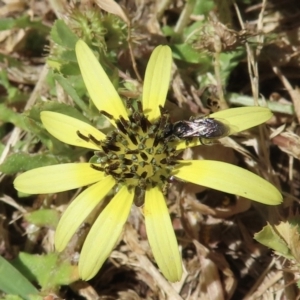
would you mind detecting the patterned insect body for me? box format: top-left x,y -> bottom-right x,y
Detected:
163,117 -> 230,143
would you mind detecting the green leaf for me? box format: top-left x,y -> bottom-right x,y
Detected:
161,26 -> 181,42
24,209 -> 60,228
227,93 -> 295,115
59,62 -> 81,76
194,0 -> 214,15
254,223 -> 292,259
53,74 -> 89,112
0,15 -> 49,34
22,113 -> 63,153
0,71 -> 28,105
1,295 -> 23,300
60,50 -> 78,62
22,102 -> 90,151
0,53 -> 21,67
183,20 -> 204,37
15,16 -> 49,33
0,256 -> 39,300
46,58 -> 62,71
11,253 -> 79,290
20,102 -> 92,157
219,51 -> 245,84
25,101 -> 91,124
50,20 -> 78,48
0,104 -> 27,130
171,44 -> 211,64
0,18 -> 15,30
0,153 -> 59,174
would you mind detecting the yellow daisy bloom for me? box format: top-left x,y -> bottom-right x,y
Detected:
14,40 -> 282,282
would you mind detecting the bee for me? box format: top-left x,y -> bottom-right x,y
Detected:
163,117 -> 231,144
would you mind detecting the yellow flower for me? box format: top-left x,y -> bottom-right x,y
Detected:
14,40 -> 282,282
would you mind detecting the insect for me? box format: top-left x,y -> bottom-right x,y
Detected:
163,117 -> 231,144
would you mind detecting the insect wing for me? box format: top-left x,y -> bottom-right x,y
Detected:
175,121 -> 203,138
193,117 -> 232,138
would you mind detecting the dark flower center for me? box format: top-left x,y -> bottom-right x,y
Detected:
77,101 -> 180,195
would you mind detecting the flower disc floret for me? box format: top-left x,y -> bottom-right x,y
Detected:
83,101 -> 177,193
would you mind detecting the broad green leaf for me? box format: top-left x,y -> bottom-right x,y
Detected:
0,69 -> 29,104
12,253 -> 79,290
0,256 -> 38,300
0,15 -> 48,33
13,15 -> 49,33
227,93 -> 294,115
60,62 -> 81,76
25,101 -> 90,124
60,50 -> 77,62
0,153 -> 59,174
254,223 -> 292,259
219,51 -> 245,84
46,59 -> 62,71
194,0 -> 214,14
272,221 -> 300,263
50,20 -> 78,48
0,53 -> 21,67
161,26 -> 182,43
1,295 -> 24,300
171,44 -> 210,64
0,104 -> 27,130
23,102 -> 94,154
53,74 -> 88,112
24,209 -> 60,228
0,18 -> 15,30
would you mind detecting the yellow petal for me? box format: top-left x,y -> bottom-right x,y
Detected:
144,187 -> 183,282
75,40 -> 127,120
142,45 -> 172,121
174,160 -> 282,205
14,163 -> 104,194
210,106 -> 272,133
55,176 -> 116,251
41,111 -> 105,150
79,186 -> 134,280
